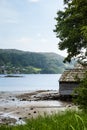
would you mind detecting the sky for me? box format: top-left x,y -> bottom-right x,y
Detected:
0,0 -> 67,56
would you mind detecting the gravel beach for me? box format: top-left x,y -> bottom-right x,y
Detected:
0,90 -> 76,125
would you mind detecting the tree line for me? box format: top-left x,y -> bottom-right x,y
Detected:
0,49 -> 73,74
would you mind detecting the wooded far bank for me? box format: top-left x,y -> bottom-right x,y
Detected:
0,49 -> 74,74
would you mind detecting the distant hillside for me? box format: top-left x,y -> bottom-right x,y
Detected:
0,49 -> 74,74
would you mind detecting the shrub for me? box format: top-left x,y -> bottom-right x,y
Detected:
73,71 -> 87,111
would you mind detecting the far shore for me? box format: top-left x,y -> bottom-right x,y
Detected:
0,90 -> 77,125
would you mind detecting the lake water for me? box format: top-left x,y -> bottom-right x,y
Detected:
0,74 -> 61,91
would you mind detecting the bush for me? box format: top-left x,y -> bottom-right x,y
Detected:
73,72 -> 87,111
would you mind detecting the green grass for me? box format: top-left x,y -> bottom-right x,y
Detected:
0,110 -> 87,130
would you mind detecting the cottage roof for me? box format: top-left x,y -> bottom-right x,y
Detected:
59,64 -> 87,82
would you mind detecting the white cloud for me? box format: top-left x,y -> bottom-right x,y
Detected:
28,0 -> 40,3
16,37 -> 32,44
37,33 -> 42,38
15,37 -> 48,46
40,38 -> 48,43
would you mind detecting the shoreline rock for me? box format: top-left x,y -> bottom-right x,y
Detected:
16,90 -> 60,101
0,90 -> 75,125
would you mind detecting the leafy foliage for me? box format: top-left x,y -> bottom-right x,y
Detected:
54,0 -> 87,63
73,72 -> 87,111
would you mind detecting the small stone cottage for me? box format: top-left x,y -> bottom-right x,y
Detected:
59,64 -> 86,96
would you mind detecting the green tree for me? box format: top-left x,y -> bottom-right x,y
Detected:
73,72 -> 87,111
54,0 -> 87,63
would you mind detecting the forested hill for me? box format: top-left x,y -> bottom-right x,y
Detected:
0,49 -> 74,74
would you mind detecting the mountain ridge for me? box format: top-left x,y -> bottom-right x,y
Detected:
0,49 -> 74,74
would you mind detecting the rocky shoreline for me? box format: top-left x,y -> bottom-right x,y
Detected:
0,90 -> 77,125
16,90 -> 60,101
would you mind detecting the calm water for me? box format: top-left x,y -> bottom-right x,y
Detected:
0,74 -> 61,91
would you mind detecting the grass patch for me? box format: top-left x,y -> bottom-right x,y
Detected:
0,110 -> 87,130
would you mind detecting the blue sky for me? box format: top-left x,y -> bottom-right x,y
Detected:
0,0 -> 66,56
